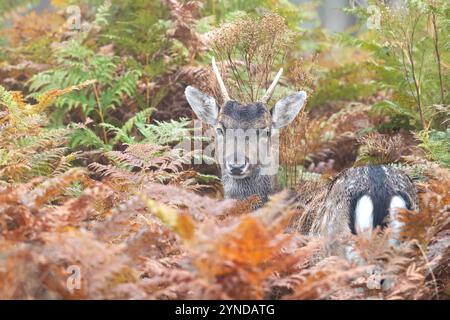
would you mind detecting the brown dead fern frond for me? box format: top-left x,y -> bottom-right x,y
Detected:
163,0 -> 206,60
89,143 -> 207,192
356,132 -> 407,165
209,12 -> 295,104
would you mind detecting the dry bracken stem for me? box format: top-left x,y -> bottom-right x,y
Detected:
226,52 -> 249,101
400,48 -> 416,101
395,23 -> 416,100
77,105 -> 87,123
146,77 -> 150,108
418,47 -> 426,87
431,12 -> 444,104
92,84 -> 108,144
405,16 -> 425,129
145,54 -> 151,108
244,53 -> 253,100
412,239 -> 440,300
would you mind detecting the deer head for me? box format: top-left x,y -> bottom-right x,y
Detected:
185,57 -> 307,202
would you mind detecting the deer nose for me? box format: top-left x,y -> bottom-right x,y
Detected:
226,159 -> 250,176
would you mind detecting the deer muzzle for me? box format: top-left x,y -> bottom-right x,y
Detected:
225,157 -> 250,178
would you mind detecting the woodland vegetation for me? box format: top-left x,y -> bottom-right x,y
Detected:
0,0 -> 449,299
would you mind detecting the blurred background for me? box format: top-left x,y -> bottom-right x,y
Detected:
0,0 -> 448,301
8,0 -> 366,32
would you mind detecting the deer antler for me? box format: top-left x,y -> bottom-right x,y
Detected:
211,56 -> 230,103
260,68 -> 283,104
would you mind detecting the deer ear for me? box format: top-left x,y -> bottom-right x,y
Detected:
185,86 -> 219,126
271,91 -> 307,129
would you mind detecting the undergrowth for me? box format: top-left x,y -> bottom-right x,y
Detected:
0,0 -> 448,300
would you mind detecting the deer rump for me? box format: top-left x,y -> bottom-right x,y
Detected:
293,165 -> 418,241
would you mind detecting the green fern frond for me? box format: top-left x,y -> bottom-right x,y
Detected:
101,123 -> 135,145
70,126 -> 111,151
28,38 -> 140,149
388,163 -> 428,182
137,118 -> 192,145
94,0 -> 112,27
104,107 -> 154,145
416,129 -> 450,168
0,84 -> 89,183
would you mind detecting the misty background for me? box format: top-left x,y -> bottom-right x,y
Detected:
28,0 -> 366,32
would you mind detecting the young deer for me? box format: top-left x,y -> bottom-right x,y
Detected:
185,57 -> 418,242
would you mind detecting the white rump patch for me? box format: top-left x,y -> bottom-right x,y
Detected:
389,195 -> 407,246
355,195 -> 373,238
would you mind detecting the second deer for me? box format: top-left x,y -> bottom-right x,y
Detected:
185,57 -> 418,246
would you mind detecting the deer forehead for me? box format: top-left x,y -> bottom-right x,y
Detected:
218,101 -> 271,129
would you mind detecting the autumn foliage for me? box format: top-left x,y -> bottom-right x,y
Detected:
0,155 -> 448,299
0,0 -> 449,300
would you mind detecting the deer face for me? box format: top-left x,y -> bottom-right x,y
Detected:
185,57 -> 307,201
185,87 -> 307,179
